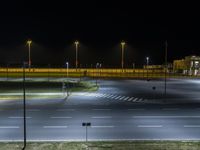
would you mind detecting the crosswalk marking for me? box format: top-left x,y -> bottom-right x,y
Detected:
128,97 -> 134,101
110,95 -> 117,99
123,97 -> 129,101
81,92 -> 148,103
106,95 -> 113,98
138,98 -> 143,101
119,96 -> 125,100
133,98 -> 138,102
115,96 -> 121,99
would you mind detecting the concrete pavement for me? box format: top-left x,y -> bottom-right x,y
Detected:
1,78 -> 200,141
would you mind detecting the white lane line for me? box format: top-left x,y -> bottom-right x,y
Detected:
138,125 -> 162,128
0,126 -> 19,129
91,126 -> 115,128
132,116 -> 200,118
128,109 -> 145,111
27,109 -> 40,112
43,126 -> 68,128
8,117 -> 32,119
184,125 -> 200,128
92,109 -> 111,111
91,116 -> 112,119
56,109 -> 75,111
123,97 -> 129,101
162,108 -> 179,110
50,117 -> 72,119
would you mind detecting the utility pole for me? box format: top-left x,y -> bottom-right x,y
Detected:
164,40 -> 168,96
22,62 -> 27,150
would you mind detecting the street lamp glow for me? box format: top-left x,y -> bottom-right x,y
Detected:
66,62 -> 69,77
121,41 -> 126,46
74,40 -> 79,46
26,39 -> 32,68
74,40 -> 79,70
121,41 -> 126,70
146,57 -> 149,66
27,40 -> 32,45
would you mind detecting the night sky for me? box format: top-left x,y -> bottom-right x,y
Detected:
0,1 -> 200,68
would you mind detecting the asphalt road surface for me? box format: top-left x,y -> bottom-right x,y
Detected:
1,78 -> 200,141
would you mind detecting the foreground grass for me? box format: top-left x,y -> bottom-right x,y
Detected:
1,141 -> 200,150
0,80 -> 98,100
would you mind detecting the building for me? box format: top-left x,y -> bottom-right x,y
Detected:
173,55 -> 200,75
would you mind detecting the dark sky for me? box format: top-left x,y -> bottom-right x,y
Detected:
0,1 -> 200,67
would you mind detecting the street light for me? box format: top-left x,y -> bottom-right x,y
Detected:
146,57 -> 149,80
26,40 -> 32,68
66,62 -> 69,96
164,41 -> 168,96
121,41 -> 126,71
22,62 -> 28,150
66,62 -> 69,78
74,40 -> 79,70
96,63 -> 99,86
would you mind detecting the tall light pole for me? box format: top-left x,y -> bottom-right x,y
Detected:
146,57 -> 149,80
96,63 -> 99,86
22,62 -> 27,150
27,40 -> 32,69
66,62 -> 69,96
66,62 -> 69,78
121,41 -> 126,71
164,40 -> 168,96
74,40 -> 79,71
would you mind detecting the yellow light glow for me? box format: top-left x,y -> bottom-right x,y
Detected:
74,40 -> 79,45
27,40 -> 32,45
121,41 -> 126,46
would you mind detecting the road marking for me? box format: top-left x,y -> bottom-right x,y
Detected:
92,116 -> 112,119
115,96 -> 121,99
50,117 -> 72,119
101,94 -> 107,98
110,95 -> 117,99
138,98 -> 143,101
184,125 -> 200,128
8,117 -> 32,119
92,109 -> 111,111
138,125 -> 163,128
133,98 -> 138,102
0,126 -> 19,129
27,109 -> 40,112
106,95 -> 113,98
124,97 -> 129,101
128,109 -> 145,111
91,126 -> 115,128
118,96 -> 125,100
128,97 -> 134,101
132,116 -> 200,118
56,109 -> 75,111
94,94 -> 101,97
162,108 -> 179,110
43,126 -> 68,128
